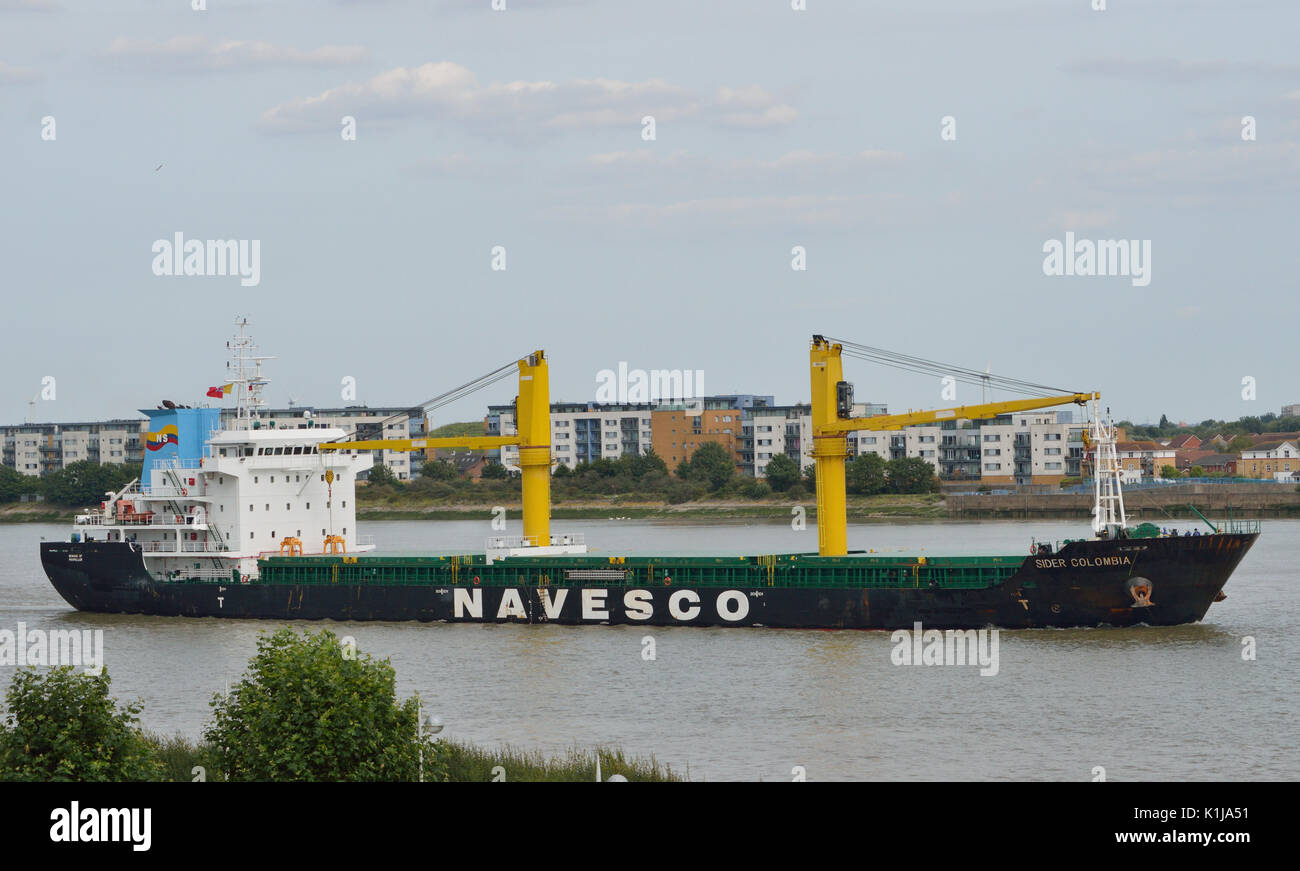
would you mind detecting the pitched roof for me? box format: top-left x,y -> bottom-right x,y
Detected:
1243,440 -> 1298,454
1117,440 -> 1172,452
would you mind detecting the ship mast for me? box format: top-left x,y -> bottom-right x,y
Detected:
225,317 -> 275,426
1087,404 -> 1127,537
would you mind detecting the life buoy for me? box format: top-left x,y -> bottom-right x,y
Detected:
473,576 -> 480,585
1030,544 -> 1038,556
181,488 -> 188,496
663,576 -> 672,586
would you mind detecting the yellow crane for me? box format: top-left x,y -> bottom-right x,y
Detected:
318,350 -> 555,548
809,336 -> 1098,556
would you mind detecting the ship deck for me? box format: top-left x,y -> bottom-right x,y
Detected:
252,551 -> 1027,590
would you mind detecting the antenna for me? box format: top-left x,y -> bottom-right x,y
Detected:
227,317 -> 276,426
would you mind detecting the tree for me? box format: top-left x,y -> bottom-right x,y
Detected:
886,457 -> 939,494
846,453 -> 888,495
0,466 -> 41,503
1189,465 -> 1205,477
1158,414 -> 1170,430
203,628 -> 442,782
0,667 -> 161,782
675,443 -> 734,490
40,461 -> 140,506
763,454 -> 800,492
421,459 -> 458,481
366,463 -> 400,487
480,460 -> 508,480
1227,435 -> 1254,453
618,449 -> 667,480
1160,465 -> 1180,479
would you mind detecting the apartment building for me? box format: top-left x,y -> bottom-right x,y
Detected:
1115,440 -> 1179,479
2,419 -> 143,476
651,407 -> 742,469
1237,440 -> 1300,480
2,407 -> 423,481
488,402 -> 655,470
749,404 -> 811,477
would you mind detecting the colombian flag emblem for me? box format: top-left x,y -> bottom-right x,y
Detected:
145,424 -> 179,452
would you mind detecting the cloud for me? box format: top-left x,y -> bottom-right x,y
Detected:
551,193 -> 904,229
1080,142 -> 1300,202
106,36 -> 368,73
584,148 -> 903,174
0,60 -> 41,84
258,61 -> 797,135
0,0 -> 58,10
1064,58 -> 1300,82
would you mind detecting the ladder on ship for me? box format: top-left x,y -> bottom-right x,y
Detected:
159,465 -> 228,576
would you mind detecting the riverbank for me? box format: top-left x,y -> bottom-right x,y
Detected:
354,492 -> 948,521
146,732 -> 686,782
949,483 -> 1300,520
9,483 -> 1300,524
0,502 -> 73,524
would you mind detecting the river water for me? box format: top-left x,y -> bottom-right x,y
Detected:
2,517 -> 1294,781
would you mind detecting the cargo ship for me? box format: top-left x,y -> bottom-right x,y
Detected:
40,324 -> 1259,629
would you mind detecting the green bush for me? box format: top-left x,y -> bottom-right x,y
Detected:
420,459 -> 458,481
675,443 -> 735,490
0,667 -> 162,782
203,628 -> 443,782
665,480 -> 703,504
846,454 -> 887,495
763,454 -> 800,492
480,461 -> 508,480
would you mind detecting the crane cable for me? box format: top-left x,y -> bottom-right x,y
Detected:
826,337 -> 1080,399
320,357 -> 525,445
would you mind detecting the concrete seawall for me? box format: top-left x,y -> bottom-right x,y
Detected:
948,483 -> 1300,519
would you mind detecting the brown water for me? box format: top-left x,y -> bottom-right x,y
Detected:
2,517 -> 1295,781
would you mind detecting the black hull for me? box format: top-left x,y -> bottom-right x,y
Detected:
40,535 -> 1258,631
40,533 -> 1257,629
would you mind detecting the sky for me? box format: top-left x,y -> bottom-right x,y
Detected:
1,0 -> 1296,429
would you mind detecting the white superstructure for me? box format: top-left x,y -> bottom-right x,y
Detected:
67,320 -> 374,582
